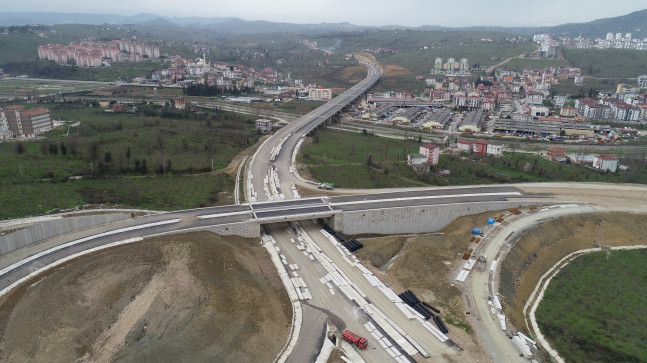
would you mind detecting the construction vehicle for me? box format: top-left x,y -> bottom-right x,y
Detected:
342,330 -> 368,349
475,255 -> 487,271
317,182 -> 334,190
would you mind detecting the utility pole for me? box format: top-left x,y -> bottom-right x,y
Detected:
90,162 -> 93,176
212,159 -> 214,172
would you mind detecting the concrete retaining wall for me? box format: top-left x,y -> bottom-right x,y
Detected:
0,213 -> 131,255
333,201 -> 548,235
207,221 -> 261,238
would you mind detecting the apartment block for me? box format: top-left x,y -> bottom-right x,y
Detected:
3,105 -> 52,136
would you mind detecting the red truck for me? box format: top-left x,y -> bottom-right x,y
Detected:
342,330 -> 368,350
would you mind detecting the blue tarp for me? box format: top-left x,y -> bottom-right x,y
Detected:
471,228 -> 482,235
487,218 -> 496,225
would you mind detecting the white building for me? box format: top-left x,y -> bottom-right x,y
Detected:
593,154 -> 618,173
307,88 -> 332,101
638,75 -> 647,88
530,107 -> 550,117
0,109 -> 12,140
255,118 -> 273,133
407,153 -> 427,166
486,142 -> 504,157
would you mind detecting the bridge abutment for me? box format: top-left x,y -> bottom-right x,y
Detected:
331,201 -> 546,235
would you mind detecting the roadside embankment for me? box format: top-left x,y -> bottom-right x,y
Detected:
499,212 -> 647,331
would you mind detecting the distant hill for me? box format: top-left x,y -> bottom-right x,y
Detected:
0,9 -> 645,37
0,12 -> 162,26
539,9 -> 647,38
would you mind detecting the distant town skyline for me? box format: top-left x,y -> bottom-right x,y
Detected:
3,1 -> 646,28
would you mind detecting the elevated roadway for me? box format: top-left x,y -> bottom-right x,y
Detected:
247,57 -> 382,202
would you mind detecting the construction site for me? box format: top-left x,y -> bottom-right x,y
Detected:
0,232 -> 291,362
0,206 -> 645,362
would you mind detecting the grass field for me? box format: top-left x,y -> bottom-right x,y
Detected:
298,128 -> 426,188
0,79 -> 108,96
0,103 -> 259,218
299,128 -> 647,188
536,249 -> 647,362
0,174 -> 233,219
563,49 -> 647,78
501,58 -> 571,72
273,99 -> 326,114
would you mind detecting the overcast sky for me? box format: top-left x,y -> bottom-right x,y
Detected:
7,0 -> 647,27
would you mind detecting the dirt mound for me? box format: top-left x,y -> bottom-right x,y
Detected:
499,212 -> 647,331
338,65 -> 369,84
354,236 -> 406,270
0,232 -> 290,362
382,65 -> 412,77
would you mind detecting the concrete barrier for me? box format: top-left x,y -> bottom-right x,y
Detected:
0,213 -> 131,255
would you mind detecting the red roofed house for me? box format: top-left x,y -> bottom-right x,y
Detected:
593,154 -> 618,173
174,97 -> 186,110
546,146 -> 566,161
3,105 -> 52,136
473,139 -> 488,155
419,143 -> 440,165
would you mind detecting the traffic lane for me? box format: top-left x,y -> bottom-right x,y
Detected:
300,219 -> 456,358
285,305 -> 328,363
192,214 -> 254,225
264,223 -> 332,363
266,222 -> 399,362
330,186 -> 523,204
0,215 -> 253,292
254,206 -> 333,219
464,208 -> 596,362
0,221 -> 180,291
334,194 -> 523,212
252,198 -> 325,211
195,204 -> 251,215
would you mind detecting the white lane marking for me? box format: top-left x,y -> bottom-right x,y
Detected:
197,211 -> 252,219
0,219 -> 181,277
0,237 -> 143,298
330,192 -> 522,207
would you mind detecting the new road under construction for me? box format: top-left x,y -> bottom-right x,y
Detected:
0,55 -> 646,363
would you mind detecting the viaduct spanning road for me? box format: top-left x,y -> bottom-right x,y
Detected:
2,57 -> 646,362
246,57 -> 383,202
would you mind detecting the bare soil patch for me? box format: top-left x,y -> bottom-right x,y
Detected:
382,65 -> 412,77
499,212 -> 647,332
338,65 -> 368,84
0,231 -> 290,362
326,348 -> 345,363
218,134 -> 271,177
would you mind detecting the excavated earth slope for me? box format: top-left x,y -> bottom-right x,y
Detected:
499,212 -> 647,331
0,231 -> 291,362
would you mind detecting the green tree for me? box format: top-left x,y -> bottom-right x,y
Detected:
15,142 -> 25,154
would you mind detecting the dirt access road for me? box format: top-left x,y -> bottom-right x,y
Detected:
0,232 -> 291,362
